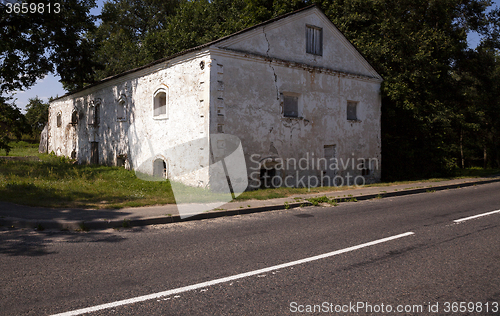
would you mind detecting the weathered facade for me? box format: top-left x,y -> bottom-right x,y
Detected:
48,5 -> 383,189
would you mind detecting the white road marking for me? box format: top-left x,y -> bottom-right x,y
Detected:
51,232 -> 414,316
454,209 -> 500,223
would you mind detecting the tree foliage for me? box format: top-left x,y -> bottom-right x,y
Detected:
0,97 -> 28,155
25,96 -> 50,137
320,0 -> 500,179
0,0 -> 99,93
2,0 -> 499,178
91,0 -> 313,80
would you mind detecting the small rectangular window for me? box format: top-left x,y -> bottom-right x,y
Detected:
306,25 -> 323,56
283,95 -> 299,118
347,101 -> 358,121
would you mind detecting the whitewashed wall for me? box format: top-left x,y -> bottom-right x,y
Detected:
48,6 -> 382,189
49,51 -> 212,187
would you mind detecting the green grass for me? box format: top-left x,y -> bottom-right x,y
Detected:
0,144 -> 176,209
452,167 -> 500,178
233,168 -> 500,201
0,141 -> 43,157
1,141 -> 500,209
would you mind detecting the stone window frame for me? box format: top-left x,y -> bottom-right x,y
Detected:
153,87 -> 168,120
306,24 -> 323,56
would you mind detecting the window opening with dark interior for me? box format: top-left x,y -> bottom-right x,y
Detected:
347,101 -> 358,121
283,95 -> 298,118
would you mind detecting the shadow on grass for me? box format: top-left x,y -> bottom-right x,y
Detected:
0,156 -> 176,209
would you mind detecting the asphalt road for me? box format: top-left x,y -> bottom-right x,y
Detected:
1,182 -> 499,315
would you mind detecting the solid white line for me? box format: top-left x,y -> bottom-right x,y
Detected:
454,209 -> 500,223
51,232 -> 415,316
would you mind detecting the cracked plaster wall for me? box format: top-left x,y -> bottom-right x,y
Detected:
210,51 -> 381,188
48,7 -> 381,189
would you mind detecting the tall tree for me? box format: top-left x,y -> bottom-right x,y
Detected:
0,0 -> 99,93
25,96 -> 50,138
91,0 -> 313,80
320,0 -> 499,179
91,0 -> 181,80
0,97 -> 28,155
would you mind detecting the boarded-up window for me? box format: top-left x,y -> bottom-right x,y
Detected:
306,25 -> 322,56
283,95 -> 299,118
347,101 -> 358,121
154,91 -> 167,117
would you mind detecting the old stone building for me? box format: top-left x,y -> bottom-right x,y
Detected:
48,5 -> 383,190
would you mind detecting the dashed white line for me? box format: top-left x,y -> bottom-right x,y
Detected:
51,232 -> 414,316
454,209 -> 500,223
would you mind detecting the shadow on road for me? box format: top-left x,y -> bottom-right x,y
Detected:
0,227 -> 128,257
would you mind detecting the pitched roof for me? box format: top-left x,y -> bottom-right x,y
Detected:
52,4 -> 380,101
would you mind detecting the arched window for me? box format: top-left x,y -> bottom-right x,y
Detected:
70,109 -> 78,125
153,158 -> 167,179
153,88 -> 167,118
88,99 -> 101,126
56,112 -> 62,127
117,95 -> 127,121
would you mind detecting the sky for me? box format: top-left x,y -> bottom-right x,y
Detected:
11,0 -> 500,113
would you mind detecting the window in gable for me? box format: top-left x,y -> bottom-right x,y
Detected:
347,101 -> 358,121
153,89 -> 167,118
283,95 -> 299,118
306,25 -> 323,56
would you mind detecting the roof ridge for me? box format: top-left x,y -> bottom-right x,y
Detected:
52,4 -> 320,101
